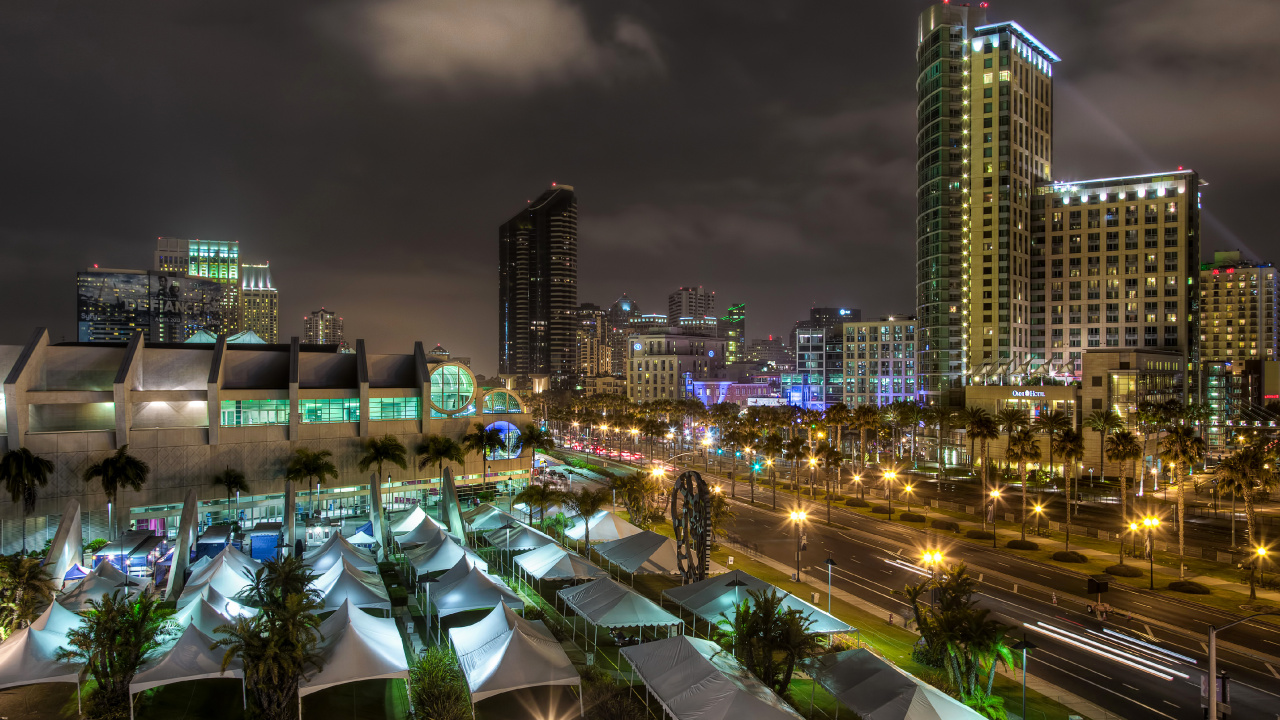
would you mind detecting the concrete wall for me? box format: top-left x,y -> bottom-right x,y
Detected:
132,400 -> 209,429
367,354 -> 415,388
222,349 -> 289,390
138,348 -> 212,390
299,353 -> 356,388
38,346 -> 122,391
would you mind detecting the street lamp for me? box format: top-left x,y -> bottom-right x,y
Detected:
903,484 -> 914,513
1258,546 -> 1269,586
852,474 -> 863,501
884,470 -> 898,513
808,456 -> 819,499
922,549 -> 944,605
1012,636 -> 1038,720
989,490 -> 1001,548
1032,503 -> 1044,535
789,510 -> 807,581
1142,516 -> 1161,590
1207,611 -> 1280,718
702,436 -> 713,471
823,557 -> 837,613
766,458 -> 777,511
1127,521 -> 1140,564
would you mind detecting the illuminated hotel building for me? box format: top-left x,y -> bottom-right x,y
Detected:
155,237 -> 241,332
303,308 -> 344,346
626,331 -> 726,403
718,303 -> 747,364
1199,251 -> 1277,363
240,262 -> 279,343
842,316 -> 917,407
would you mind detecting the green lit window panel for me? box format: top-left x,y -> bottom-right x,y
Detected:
220,399 -> 289,427
300,398 -> 360,423
482,391 -> 522,414
429,365 -> 475,414
370,397 -> 420,421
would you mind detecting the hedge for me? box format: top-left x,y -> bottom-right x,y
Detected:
1105,563 -> 1143,577
899,512 -> 926,523
931,519 -> 960,533
965,529 -> 995,540
1051,550 -> 1088,563
1168,580 -> 1211,595
1006,539 -> 1040,551
844,497 -> 870,507
870,505 -> 893,515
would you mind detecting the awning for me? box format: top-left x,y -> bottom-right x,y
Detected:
594,531 -> 727,576
311,558 -> 391,611
449,604 -> 580,705
662,569 -> 852,635
0,625 -> 83,691
620,635 -> 803,720
513,545 -> 608,582
431,559 -> 523,618
564,511 -> 641,544
303,533 -> 378,574
484,525 -> 556,553
130,624 -> 244,696
557,578 -> 682,630
464,504 -> 520,533
299,601 -> 409,697
404,536 -> 488,576
799,649 -> 983,720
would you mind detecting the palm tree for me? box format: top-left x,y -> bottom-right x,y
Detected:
1055,429 -> 1085,551
1034,409 -> 1072,487
82,445 -> 150,556
0,554 -> 55,638
59,591 -> 172,716
783,436 -> 806,494
518,424 -> 556,459
463,422 -> 505,465
1085,409 -> 1124,482
210,466 -> 250,526
1005,428 -> 1040,541
996,407 -> 1029,477
0,448 -> 54,554
513,481 -> 560,525
285,448 -> 339,519
851,405 -> 881,474
359,435 -> 409,545
958,406 -> 991,473
820,442 -> 843,523
924,405 -> 958,480
824,402 -> 854,460
896,400 -> 924,468
561,487 -> 611,550
1160,425 -> 1206,580
761,432 -> 785,509
417,435 -> 466,521
1105,430 -> 1142,523
968,416 -> 1000,511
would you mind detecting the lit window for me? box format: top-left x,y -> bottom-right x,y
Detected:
983,72 -> 993,84
999,70 -> 1011,82
369,397 -> 420,421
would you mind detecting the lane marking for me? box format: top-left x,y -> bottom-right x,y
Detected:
1266,662 -> 1280,679
1144,623 -> 1155,639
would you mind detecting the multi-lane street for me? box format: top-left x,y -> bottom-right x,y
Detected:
556,449 -> 1280,720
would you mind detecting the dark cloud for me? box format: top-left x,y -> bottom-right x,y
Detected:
0,0 -> 1274,371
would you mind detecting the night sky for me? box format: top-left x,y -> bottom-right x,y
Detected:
3,0 -> 1276,373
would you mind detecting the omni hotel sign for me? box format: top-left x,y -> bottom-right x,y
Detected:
1010,390 -> 1047,398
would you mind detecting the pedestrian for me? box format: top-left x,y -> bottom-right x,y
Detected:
888,612 -> 894,626
1052,592 -> 1057,606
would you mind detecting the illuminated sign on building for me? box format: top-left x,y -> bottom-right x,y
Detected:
77,269 -> 233,342
1010,390 -> 1047,398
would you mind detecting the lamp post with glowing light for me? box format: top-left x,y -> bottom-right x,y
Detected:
884,469 -> 898,512
1258,546 -> 1269,587
989,490 -> 1001,547
767,458 -> 777,510
808,456 -> 819,499
629,427 -> 639,458
789,510 -> 807,581
823,557 -> 837,613
1032,503 -> 1044,535
903,483 -> 914,513
1127,521 -> 1139,565
1142,516 -> 1160,590
922,550 -> 944,606
702,436 -> 713,472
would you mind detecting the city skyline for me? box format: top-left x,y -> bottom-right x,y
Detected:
1,1 -> 1278,375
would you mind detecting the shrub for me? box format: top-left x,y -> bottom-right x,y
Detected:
845,497 -> 870,507
899,512 -> 926,523
1052,551 -> 1088,563
826,493 -> 846,502
870,505 -> 893,515
965,530 -> 995,540
1006,539 -> 1039,551
388,586 -> 409,606
1106,563 -> 1143,577
84,538 -> 110,554
931,519 -> 960,533
522,606 -> 545,622
409,646 -> 471,720
1168,580 -> 1210,595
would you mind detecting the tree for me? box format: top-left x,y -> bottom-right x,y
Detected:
1033,409 -> 1072,486
851,405 -> 882,474
1105,430 -> 1142,524
1055,429 -> 1086,551
0,554 -> 55,639
968,416 -> 1000,509
610,471 -> 661,528
82,445 -> 150,565
417,435 -> 466,478
924,405 -> 959,480
896,400 -> 924,468
783,436 -> 806,493
1160,426 -> 1206,580
210,466 -> 250,525
519,423 -> 556,459
560,487 -> 612,549
761,432 -> 785,509
408,645 -> 471,720
820,441 -> 843,523
0,448 -> 54,554
958,407 -> 992,473
463,422 -> 506,465
59,591 -> 173,719
823,402 -> 854,460
709,493 -> 737,544
995,408 -> 1029,475
714,588 -> 823,699
1005,428 -> 1040,541
216,556 -> 324,720
513,481 -> 560,525
285,448 -> 339,519
359,435 -> 409,545
1085,409 -> 1124,481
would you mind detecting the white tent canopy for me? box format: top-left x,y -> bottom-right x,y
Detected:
312,558 -> 391,611
304,533 -> 378,574
799,649 -> 983,720
130,624 -> 244,697
176,583 -> 240,617
172,599 -> 238,637
557,578 -> 682,630
564,511 -> 641,544
513,545 -> 609,582
620,636 -> 804,720
450,604 -> 581,708
594,531 -> 727,576
29,601 -> 84,640
432,559 -> 523,618
464,504 -> 520,533
345,530 -> 378,545
484,525 -> 556,553
392,506 -> 452,536
177,546 -> 261,606
512,502 -> 578,524
299,601 -> 409,698
0,624 -> 84,691
405,537 -> 488,576
663,569 -> 852,635
188,545 -> 259,585
59,568 -> 141,612
397,520 -> 449,549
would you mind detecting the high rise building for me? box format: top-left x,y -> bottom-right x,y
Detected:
842,316 -> 917,407
626,330 -> 727,403
744,336 -> 792,371
1200,251 -> 1278,363
77,268 -> 234,342
498,184 -> 579,388
718,303 -> 746,363
668,286 -> 715,325
606,294 -> 640,376
240,262 -> 278,343
303,308 -> 344,346
574,303 -> 611,378
155,237 -> 241,333
783,307 -> 859,409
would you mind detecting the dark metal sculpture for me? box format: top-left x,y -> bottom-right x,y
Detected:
671,470 -> 712,583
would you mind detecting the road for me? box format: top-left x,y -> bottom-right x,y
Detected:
556,449 -> 1280,720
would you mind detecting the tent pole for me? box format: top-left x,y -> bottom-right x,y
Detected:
578,682 -> 584,718
129,692 -> 134,720
809,674 -> 815,716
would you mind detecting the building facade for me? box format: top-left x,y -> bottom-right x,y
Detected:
718,303 -> 746,364
240,262 -> 279,343
605,294 -> 640,376
626,331 -> 727,403
0,330 -> 532,555
77,269 -> 235,343
303,308 -> 344,346
498,184 -> 579,388
574,303 -> 611,378
1199,251 -> 1277,363
667,286 -> 715,325
155,238 -> 241,333
842,316 -> 918,406
744,336 -> 792,372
